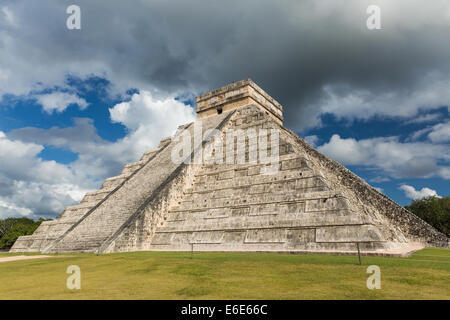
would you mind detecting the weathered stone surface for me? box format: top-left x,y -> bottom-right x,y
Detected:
11,79 -> 449,255
197,79 -> 283,124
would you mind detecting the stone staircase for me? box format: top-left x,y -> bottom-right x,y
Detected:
10,135 -> 171,252
37,110 -> 234,253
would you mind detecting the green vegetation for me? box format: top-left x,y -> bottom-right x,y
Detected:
0,218 -> 47,250
406,196 -> 450,236
0,249 -> 449,299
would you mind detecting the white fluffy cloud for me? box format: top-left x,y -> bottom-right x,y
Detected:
408,121 -> 450,144
0,199 -> 32,218
399,184 -> 440,200
35,92 -> 88,113
109,90 -> 196,145
317,134 -> 450,179
0,132 -> 91,219
404,113 -> 443,124
427,122 -> 450,143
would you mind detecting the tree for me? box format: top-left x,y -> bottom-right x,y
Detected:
0,218 -> 17,239
405,196 -> 450,236
0,218 -> 47,250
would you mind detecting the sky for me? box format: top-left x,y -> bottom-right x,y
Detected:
0,0 -> 449,219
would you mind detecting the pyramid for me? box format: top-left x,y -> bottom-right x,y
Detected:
11,79 -> 449,256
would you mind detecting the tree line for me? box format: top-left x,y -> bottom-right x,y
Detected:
405,196 -> 449,237
0,218 -> 49,250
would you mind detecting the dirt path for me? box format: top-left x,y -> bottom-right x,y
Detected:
0,255 -> 54,263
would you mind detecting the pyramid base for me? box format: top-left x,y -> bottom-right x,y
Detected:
146,242 -> 425,258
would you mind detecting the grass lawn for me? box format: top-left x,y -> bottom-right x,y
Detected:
0,248 -> 449,299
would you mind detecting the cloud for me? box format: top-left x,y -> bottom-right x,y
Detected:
373,187 -> 384,194
317,134 -> 450,179
0,131 -> 90,218
109,91 -> 196,132
35,92 -> 88,113
408,121 -> 450,143
1,6 -> 16,27
370,176 -> 390,183
1,1 -> 450,129
409,127 -> 432,141
318,74 -> 450,124
10,118 -> 103,149
399,184 -> 440,200
427,121 -> 450,143
404,113 -> 442,124
0,199 -> 32,218
304,135 -> 319,147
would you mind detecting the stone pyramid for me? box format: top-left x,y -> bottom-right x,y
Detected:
11,79 -> 448,255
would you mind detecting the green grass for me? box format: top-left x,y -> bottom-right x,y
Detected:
0,248 -> 449,299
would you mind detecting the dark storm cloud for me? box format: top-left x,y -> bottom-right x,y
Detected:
2,0 -> 450,130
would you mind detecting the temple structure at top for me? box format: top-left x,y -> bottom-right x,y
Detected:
196,79 -> 283,124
